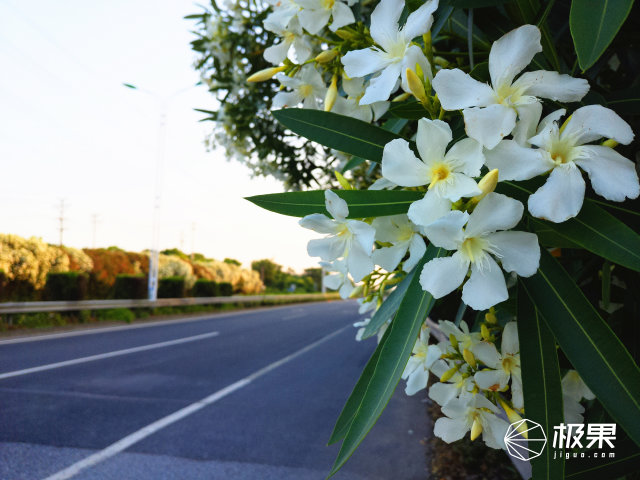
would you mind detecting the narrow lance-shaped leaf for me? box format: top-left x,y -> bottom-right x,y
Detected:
570,0 -> 634,71
246,189 -> 423,218
272,109 -> 402,162
565,431 -> 640,479
497,181 -> 640,272
517,282 -> 565,480
328,326 -> 391,445
522,250 -> 640,448
328,245 -> 444,477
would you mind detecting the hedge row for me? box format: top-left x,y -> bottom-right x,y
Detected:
37,273 -> 234,301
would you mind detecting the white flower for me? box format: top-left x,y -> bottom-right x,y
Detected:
273,66 -> 326,109
382,119 -> 484,228
434,392 -> 510,449
402,325 -> 442,395
299,190 -> 375,281
321,259 -> 354,298
331,77 -> 389,123
371,215 -> 426,273
341,0 -> 438,105
438,320 -> 482,353
264,0 -> 300,32
433,24 -> 589,149
473,322 -> 523,409
560,371 -> 594,422
485,105 -> 638,223
264,17 -> 312,65
420,193 -> 540,310
562,370 -> 595,402
296,0 -> 356,34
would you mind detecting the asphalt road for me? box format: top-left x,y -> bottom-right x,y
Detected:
0,301 -> 431,480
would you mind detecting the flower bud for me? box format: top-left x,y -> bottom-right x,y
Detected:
406,68 -> 428,104
481,323 -> 491,341
485,308 -> 497,324
448,333 -> 458,350
325,75 -> 338,112
334,28 -> 355,40
348,284 -> 364,298
499,399 -> 528,438
315,49 -> 339,63
247,65 -> 286,82
470,418 -> 483,441
470,169 -> 499,205
392,92 -> 411,102
463,348 -> 477,369
440,365 -> 458,383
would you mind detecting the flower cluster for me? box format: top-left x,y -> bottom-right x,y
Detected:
247,0 -> 637,454
402,317 -> 594,448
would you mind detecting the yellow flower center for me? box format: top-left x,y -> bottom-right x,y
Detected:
549,140 -> 574,165
322,0 -> 335,9
460,237 -> 488,263
502,355 -> 517,373
494,83 -> 524,106
299,84 -> 313,98
428,163 -> 451,189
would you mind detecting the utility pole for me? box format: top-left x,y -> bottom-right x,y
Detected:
123,82 -> 193,301
57,198 -> 66,246
191,222 -> 196,260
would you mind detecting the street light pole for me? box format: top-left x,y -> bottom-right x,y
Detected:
123,83 -> 192,301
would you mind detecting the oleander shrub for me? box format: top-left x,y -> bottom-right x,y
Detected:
158,276 -> 186,298
113,274 -> 147,300
43,272 -> 89,301
192,279 -> 219,297
217,282 -> 233,297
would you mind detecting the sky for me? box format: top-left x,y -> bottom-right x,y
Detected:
0,0 -> 318,272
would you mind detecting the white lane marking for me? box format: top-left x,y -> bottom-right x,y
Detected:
0,332 -> 219,380
0,300 -> 351,345
44,324 -> 350,480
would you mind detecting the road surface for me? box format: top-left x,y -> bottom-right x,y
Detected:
0,301 -> 430,479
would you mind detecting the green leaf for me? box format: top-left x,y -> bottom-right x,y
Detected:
517,282 -> 565,480
246,189 -> 423,218
606,86 -> 640,115
340,156 -> 366,173
328,327 -> 391,445
521,250 -> 640,448
272,109 -> 402,162
570,0 -> 634,71
388,101 -> 428,120
497,181 -> 640,272
447,10 -> 491,50
328,245 -> 444,477
565,433 -> 640,479
361,270 -> 415,340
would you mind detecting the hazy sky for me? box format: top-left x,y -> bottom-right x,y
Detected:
0,0 -> 318,272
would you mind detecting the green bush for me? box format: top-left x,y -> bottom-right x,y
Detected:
218,282 -> 233,296
113,274 -> 147,299
43,272 -> 88,301
192,279 -> 218,297
16,312 -> 66,328
158,276 -> 186,298
95,308 -> 135,323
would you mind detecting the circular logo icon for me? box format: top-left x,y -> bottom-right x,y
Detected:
504,419 -> 547,461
